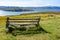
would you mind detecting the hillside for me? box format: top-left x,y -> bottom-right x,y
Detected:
5,12 -> 60,19
0,12 -> 60,20
0,12 -> 60,40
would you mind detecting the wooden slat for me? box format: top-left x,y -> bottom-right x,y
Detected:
9,20 -> 38,22
9,22 -> 38,25
10,21 -> 38,23
9,18 -> 39,20
10,22 -> 37,25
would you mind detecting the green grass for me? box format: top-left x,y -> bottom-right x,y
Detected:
0,17 -> 60,40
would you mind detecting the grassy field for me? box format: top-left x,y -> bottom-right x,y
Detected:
0,12 -> 60,40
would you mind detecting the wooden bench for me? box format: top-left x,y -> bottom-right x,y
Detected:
6,17 -> 40,32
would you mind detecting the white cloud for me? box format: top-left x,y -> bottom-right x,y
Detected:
0,0 -> 60,7
0,0 -> 50,7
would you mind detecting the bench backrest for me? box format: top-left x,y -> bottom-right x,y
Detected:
6,17 -> 40,28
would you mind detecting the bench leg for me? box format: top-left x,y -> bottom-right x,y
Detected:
8,27 -> 14,33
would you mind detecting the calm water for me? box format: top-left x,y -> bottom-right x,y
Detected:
0,10 -> 38,16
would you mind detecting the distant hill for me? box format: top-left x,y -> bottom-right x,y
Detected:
0,6 -> 60,12
0,6 -> 33,12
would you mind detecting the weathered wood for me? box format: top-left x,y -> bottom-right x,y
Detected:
10,22 -> 37,25
6,17 -> 9,28
9,18 -> 39,20
6,17 -> 40,29
9,20 -> 38,22
6,17 -> 40,33
37,18 -> 40,26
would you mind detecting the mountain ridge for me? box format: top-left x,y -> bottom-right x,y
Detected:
0,6 -> 60,12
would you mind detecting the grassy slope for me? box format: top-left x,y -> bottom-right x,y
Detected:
7,12 -> 60,19
0,12 -> 60,40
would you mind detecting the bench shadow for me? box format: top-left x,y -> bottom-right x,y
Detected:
6,25 -> 51,36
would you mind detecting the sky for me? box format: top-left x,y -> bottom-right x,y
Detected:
0,0 -> 60,7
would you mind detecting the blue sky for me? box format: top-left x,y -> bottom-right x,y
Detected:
0,0 -> 60,7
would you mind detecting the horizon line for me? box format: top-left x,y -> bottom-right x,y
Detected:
0,5 -> 60,7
